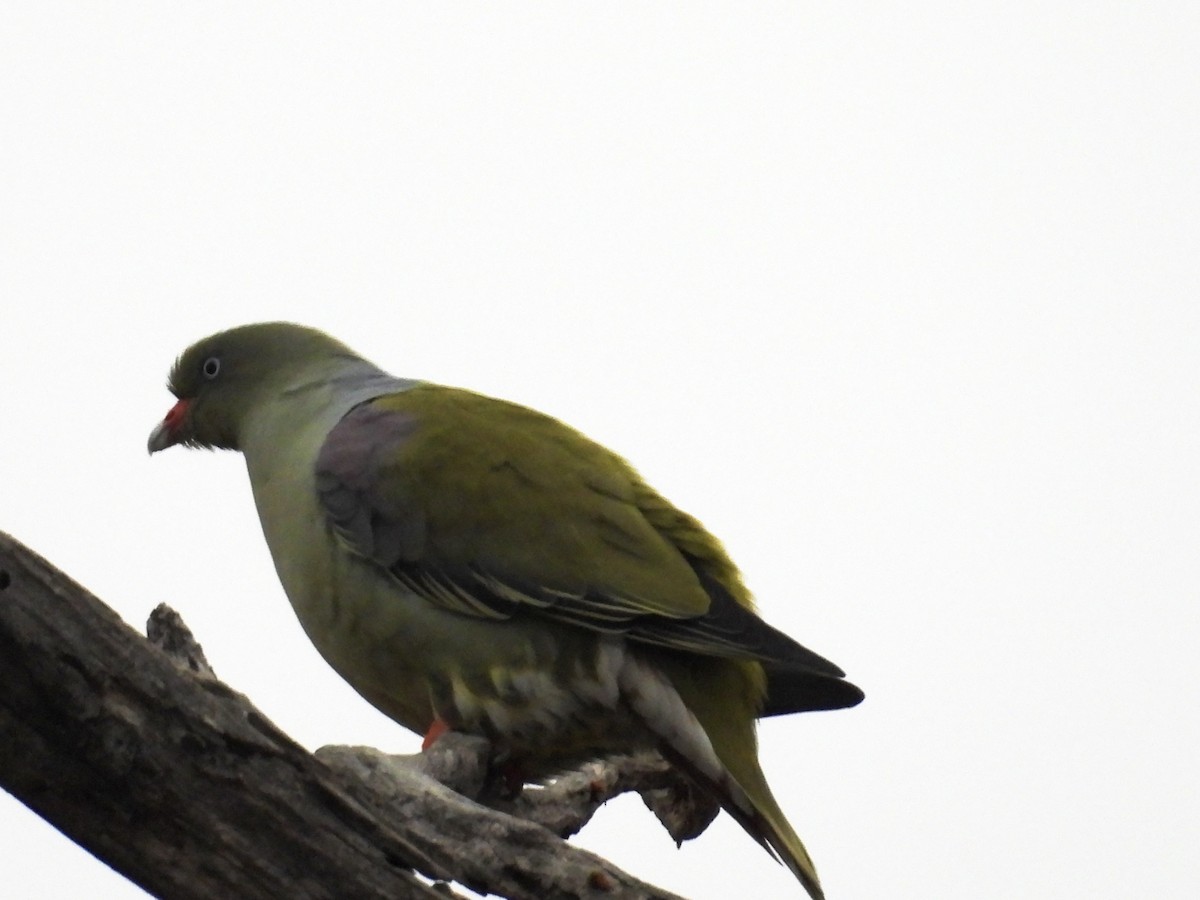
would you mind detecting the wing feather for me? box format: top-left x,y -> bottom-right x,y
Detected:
316,385 -> 845,676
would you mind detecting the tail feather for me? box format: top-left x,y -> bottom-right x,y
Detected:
659,741 -> 824,899
729,758 -> 825,899
626,652 -> 827,897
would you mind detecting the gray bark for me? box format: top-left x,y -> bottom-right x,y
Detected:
0,531 -> 688,900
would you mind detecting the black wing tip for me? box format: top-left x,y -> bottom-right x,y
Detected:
760,669 -> 864,717
673,559 -> 855,675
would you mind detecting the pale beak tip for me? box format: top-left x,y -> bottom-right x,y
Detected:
147,421 -> 174,454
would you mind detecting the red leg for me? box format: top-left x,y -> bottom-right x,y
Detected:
422,716 -> 451,751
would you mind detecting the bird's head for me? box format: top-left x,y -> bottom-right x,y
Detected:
148,321 -> 358,453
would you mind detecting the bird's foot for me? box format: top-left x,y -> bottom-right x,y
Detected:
421,716 -> 452,751
495,760 -> 527,798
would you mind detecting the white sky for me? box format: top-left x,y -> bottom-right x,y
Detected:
2,4 -> 1198,898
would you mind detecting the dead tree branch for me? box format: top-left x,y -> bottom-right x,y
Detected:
0,531 -> 686,900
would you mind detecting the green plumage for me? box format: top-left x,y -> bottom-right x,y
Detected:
149,322 -> 861,898
353,385 -> 714,615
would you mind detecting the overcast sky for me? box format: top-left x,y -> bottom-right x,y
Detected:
2,4 -> 1198,898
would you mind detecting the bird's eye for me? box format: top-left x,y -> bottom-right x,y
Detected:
202,357 -> 221,379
